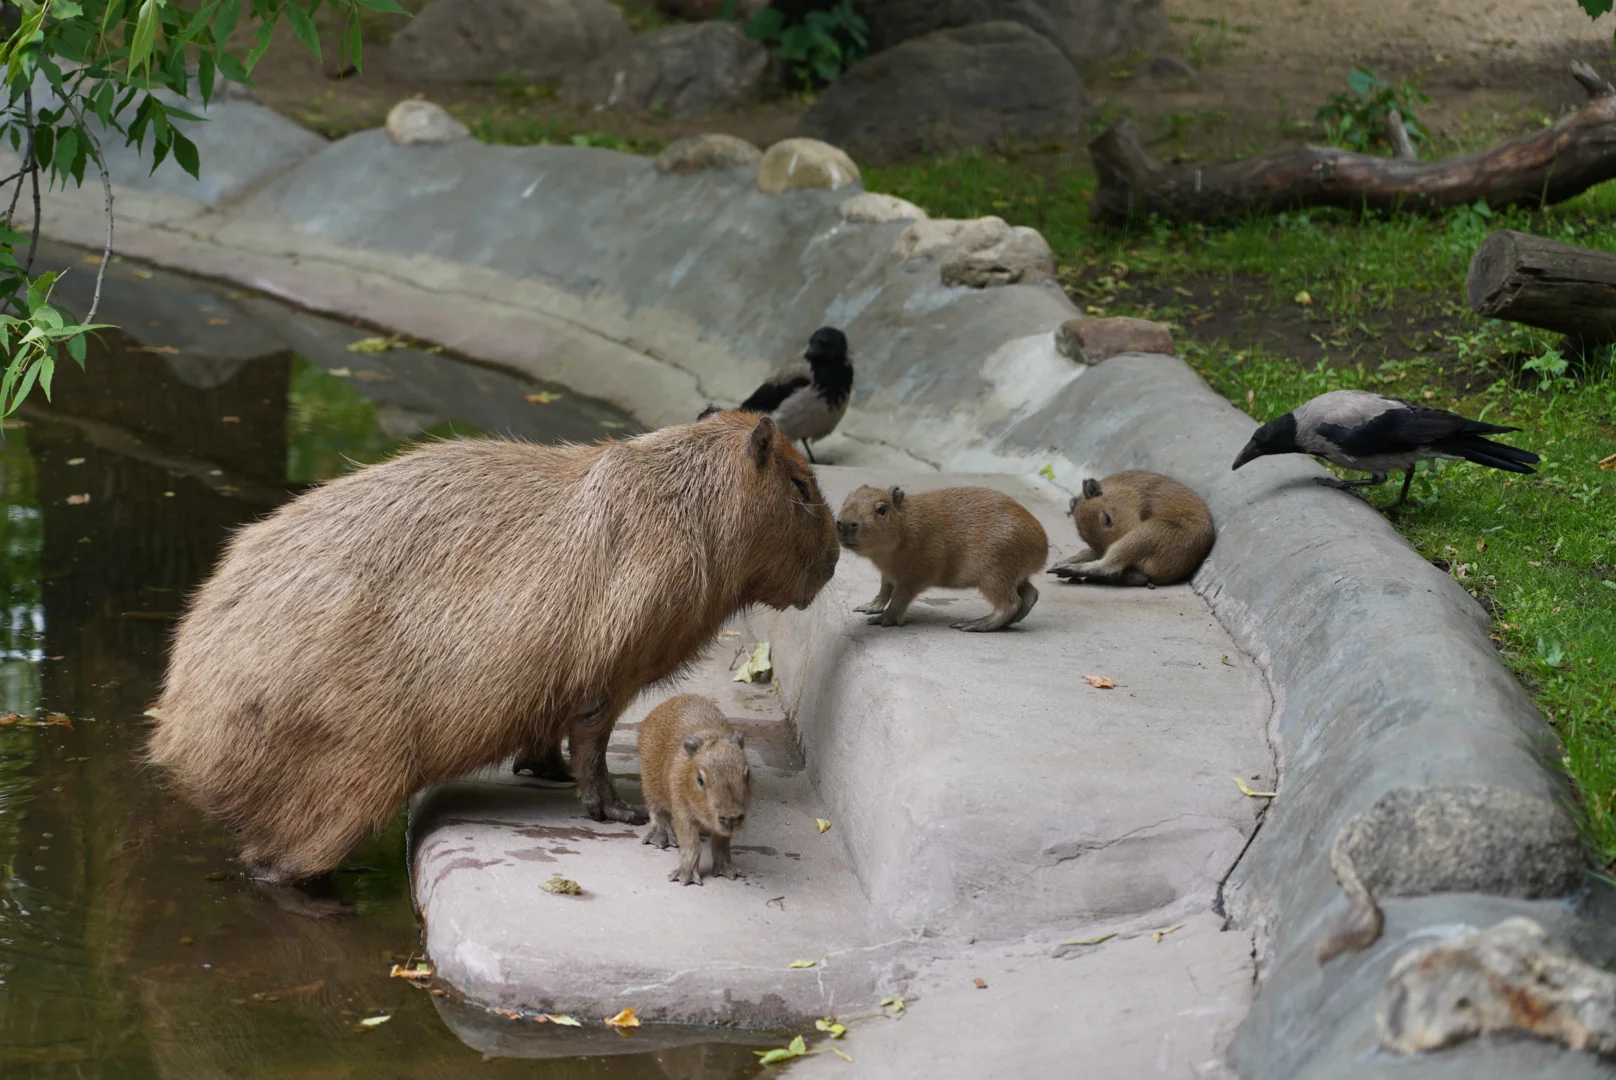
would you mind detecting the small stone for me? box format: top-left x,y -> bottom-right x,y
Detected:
1055,317 -> 1176,364
385,101 -> 470,147
1147,54 -> 1197,81
838,192 -> 928,224
939,224 -> 1055,288
654,133 -> 763,175
756,138 -> 861,196
893,218 -> 975,260
1378,917 -> 1616,1057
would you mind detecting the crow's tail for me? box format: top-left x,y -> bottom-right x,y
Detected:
1442,434 -> 1541,474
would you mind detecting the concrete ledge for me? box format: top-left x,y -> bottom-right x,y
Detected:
21,96 -> 1614,1077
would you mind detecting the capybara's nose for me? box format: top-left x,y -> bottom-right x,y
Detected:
836,519 -> 856,540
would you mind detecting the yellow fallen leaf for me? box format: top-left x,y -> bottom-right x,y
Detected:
131,269 -> 154,279
788,959 -> 816,969
0,713 -> 19,725
328,367 -> 353,377
82,253 -> 102,264
1220,655 -> 1233,666
1037,464 -> 1056,482
44,713 -> 71,729
733,641 -> 772,684
1152,923 -> 1186,943
815,818 -> 831,834
831,1049 -> 854,1062
1599,453 -> 1616,471
1081,675 -> 1116,689
524,391 -> 563,404
490,1007 -> 522,1020
67,457 -> 85,465
345,336 -> 401,354
604,1007 -> 640,1028
880,994 -> 906,1013
1234,777 -> 1276,798
358,1014 -> 391,1027
815,1017 -> 847,1038
389,963 -> 433,982
546,1014 -> 581,1027
542,875 -> 582,895
972,977 -> 987,989
1294,290 -> 1312,305
1060,932 -> 1117,947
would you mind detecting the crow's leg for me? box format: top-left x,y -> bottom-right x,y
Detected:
1314,471 -> 1386,495
1397,466 -> 1416,505
801,439 -> 817,464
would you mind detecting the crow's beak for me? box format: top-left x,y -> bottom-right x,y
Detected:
1231,439 -> 1264,471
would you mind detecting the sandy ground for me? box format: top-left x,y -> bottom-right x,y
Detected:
239,0 -> 1616,162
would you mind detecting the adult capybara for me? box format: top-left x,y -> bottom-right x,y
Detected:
148,412 -> 839,884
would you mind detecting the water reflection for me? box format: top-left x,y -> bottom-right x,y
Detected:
0,246 -> 763,1079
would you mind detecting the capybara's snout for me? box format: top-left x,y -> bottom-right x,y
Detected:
836,518 -> 858,547
796,537 -> 840,610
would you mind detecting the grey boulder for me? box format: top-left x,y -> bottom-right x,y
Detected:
387,0 -> 631,84
560,21 -> 770,119
855,0 -> 1167,67
795,22 -> 1088,164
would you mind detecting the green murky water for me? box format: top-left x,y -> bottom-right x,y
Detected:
0,248 -> 767,1079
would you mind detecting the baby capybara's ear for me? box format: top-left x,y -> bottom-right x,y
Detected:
683,735 -> 704,756
889,486 -> 905,508
1068,495 -> 1080,515
1082,478 -> 1103,500
748,415 -> 777,468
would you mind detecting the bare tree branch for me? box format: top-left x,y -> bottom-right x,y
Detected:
59,93 -> 113,323
1571,59 -> 1616,100
1385,107 -> 1417,161
22,87 -> 39,278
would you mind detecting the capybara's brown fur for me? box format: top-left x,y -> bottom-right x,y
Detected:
637,694 -> 752,886
835,485 -> 1048,632
1049,470 -> 1214,587
148,412 -> 838,884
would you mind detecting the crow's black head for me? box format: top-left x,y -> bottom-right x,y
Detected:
1232,412 -> 1300,470
804,327 -> 850,369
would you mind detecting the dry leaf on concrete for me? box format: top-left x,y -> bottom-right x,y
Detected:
1234,777 -> 1277,798
789,959 -> 816,969
815,818 -> 831,834
1081,675 -> 1116,689
605,1008 -> 640,1029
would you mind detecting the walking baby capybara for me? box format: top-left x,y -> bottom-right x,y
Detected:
148,412 -> 839,884
638,694 -> 753,886
835,485 -> 1048,631
1048,470 -> 1214,587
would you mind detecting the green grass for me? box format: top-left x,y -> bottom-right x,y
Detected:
864,151 -> 1616,865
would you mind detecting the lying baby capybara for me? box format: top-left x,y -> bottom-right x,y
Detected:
638,694 -> 753,886
1048,470 -> 1214,587
148,412 -> 839,884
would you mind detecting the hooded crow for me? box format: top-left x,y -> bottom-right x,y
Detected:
735,327 -> 853,464
1231,389 -> 1540,504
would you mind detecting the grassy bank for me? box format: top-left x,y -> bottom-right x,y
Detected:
864,153 -> 1616,867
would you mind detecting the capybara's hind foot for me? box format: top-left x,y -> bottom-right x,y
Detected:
250,875 -> 354,920
513,744 -> 575,785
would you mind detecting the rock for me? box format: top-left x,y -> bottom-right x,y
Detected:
1317,785 -> 1586,963
795,22 -> 1088,165
1055,317 -> 1175,363
756,138 -> 860,195
941,225 -> 1054,287
1147,54 -> 1196,81
559,22 -> 770,120
657,0 -> 768,17
1377,918 -> 1616,1057
856,0 -> 1167,68
384,100 -> 471,146
654,133 -> 763,174
838,192 -> 928,223
386,0 -> 631,85
893,218 -> 974,260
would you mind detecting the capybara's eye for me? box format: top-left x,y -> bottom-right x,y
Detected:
697,770 -> 706,788
791,477 -> 810,502
876,504 -> 886,516
1103,512 -> 1114,528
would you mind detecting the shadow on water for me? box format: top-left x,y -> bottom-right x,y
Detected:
0,243 -> 769,1079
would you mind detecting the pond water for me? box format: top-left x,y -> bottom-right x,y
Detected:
0,244 -> 768,1079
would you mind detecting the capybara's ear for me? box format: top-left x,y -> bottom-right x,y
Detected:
749,415 -> 776,469
683,735 -> 704,756
731,731 -> 745,749
1068,495 -> 1080,515
1082,478 -> 1103,500
889,486 -> 905,508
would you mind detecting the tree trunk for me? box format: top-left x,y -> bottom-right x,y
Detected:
1088,63 -> 1616,225
1466,228 -> 1616,342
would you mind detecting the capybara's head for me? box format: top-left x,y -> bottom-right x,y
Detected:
1071,477 -> 1136,551
697,410 -> 838,610
835,485 -> 905,556
680,730 -> 751,837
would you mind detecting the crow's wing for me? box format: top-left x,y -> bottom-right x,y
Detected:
1317,405 -> 1517,456
739,375 -> 811,414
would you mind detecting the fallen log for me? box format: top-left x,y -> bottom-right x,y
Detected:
1466,229 -> 1616,343
1089,62 -> 1616,224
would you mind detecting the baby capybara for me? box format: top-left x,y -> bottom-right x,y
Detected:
835,485 -> 1049,631
148,412 -> 839,884
638,694 -> 753,886
1048,470 -> 1214,587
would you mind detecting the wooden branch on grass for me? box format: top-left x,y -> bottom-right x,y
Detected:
1466,228 -> 1616,342
1089,63 -> 1616,224
1385,108 -> 1417,162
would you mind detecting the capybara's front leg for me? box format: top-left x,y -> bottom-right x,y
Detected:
853,578 -> 893,615
670,815 -> 704,886
709,833 -> 743,880
512,740 -> 574,784
569,694 -> 649,825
